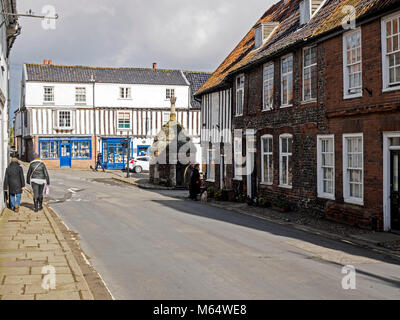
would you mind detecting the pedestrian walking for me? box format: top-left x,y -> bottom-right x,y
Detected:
189,163 -> 201,200
26,153 -> 50,213
95,152 -> 105,172
3,157 -> 25,213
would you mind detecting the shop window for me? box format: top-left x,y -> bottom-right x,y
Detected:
72,141 -> 91,159
40,140 -> 59,159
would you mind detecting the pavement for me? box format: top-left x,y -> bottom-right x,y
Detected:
0,191 -> 94,300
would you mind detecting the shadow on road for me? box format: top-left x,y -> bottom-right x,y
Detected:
150,197 -> 400,289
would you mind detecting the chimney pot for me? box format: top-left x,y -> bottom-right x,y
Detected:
43,59 -> 47,65
48,60 -> 52,65
153,62 -> 157,70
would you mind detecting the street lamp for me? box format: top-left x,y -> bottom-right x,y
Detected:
90,74 -> 97,168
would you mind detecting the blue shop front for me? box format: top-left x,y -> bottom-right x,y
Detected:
38,137 -> 92,168
101,138 -> 151,170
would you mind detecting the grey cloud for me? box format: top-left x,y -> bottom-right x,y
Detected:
10,0 -> 275,114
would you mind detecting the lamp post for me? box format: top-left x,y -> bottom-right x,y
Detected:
90,74 -> 97,168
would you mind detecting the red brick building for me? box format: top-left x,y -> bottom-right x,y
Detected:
196,0 -> 400,231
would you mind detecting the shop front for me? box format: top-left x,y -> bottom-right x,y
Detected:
102,138 -> 131,170
38,137 -> 92,168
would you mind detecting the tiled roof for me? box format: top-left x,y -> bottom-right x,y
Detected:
183,71 -> 212,108
196,0 -> 400,96
25,64 -> 189,86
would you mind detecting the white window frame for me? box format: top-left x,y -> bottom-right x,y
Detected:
43,86 -> 54,103
57,110 -> 73,129
254,25 -> 263,49
343,28 -> 363,99
206,148 -> 215,182
381,11 -> 400,92
343,133 -> 364,205
263,63 -> 274,111
317,135 -> 335,200
166,88 -> 175,100
261,134 -> 273,185
303,46 -> 317,102
235,74 -> 245,116
233,136 -> 243,180
281,55 -> 293,107
120,87 -> 132,99
75,87 -> 86,104
117,111 -> 131,130
279,134 -> 293,188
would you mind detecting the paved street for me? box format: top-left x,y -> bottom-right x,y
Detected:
42,169 -> 400,300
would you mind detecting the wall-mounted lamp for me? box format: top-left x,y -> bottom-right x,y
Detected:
363,87 -> 373,97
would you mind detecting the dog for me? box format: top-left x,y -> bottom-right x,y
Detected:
200,190 -> 208,203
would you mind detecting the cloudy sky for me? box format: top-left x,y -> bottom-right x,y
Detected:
10,0 -> 275,115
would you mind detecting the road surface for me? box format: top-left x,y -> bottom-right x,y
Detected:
37,169 -> 400,299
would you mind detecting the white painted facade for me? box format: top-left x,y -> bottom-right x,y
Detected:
0,1 -> 20,209
18,66 -> 203,167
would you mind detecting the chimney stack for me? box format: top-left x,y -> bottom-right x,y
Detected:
153,62 -> 157,70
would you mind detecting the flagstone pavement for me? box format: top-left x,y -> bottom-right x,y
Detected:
0,192 -> 94,300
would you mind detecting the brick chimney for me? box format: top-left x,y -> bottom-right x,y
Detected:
153,62 -> 157,70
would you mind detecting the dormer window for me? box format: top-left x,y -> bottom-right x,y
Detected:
254,22 -> 279,49
300,0 -> 324,25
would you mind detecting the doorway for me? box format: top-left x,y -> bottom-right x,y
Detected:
60,141 -> 71,168
391,150 -> 400,230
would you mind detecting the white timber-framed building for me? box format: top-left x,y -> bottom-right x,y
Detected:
15,62 -> 210,169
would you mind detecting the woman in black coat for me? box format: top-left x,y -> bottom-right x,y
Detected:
189,164 -> 201,200
27,153 -> 50,212
3,157 -> 25,212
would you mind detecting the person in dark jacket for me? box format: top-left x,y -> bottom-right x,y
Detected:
189,164 -> 201,200
26,153 -> 50,212
3,157 -> 25,212
95,152 -> 105,172
184,163 -> 194,191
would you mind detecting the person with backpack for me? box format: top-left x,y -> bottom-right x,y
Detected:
27,153 -> 50,212
3,157 -> 25,213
